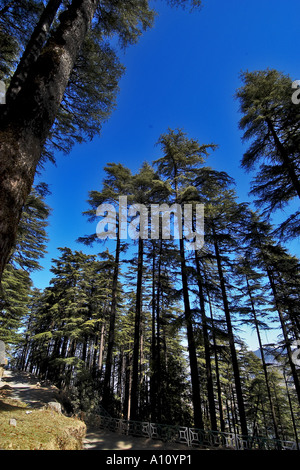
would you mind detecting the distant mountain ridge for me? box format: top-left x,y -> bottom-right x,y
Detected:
253,348 -> 278,365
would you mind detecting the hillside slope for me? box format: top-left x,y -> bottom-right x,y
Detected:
0,369 -> 86,450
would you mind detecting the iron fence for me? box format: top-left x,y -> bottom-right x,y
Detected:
84,410 -> 298,451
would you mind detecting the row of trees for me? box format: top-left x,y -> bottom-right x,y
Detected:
0,0 -> 299,446
0,0 -> 202,279
7,127 -> 299,444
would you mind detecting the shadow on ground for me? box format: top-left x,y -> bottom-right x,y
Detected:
83,427 -> 190,451
0,370 -> 59,408
1,370 -> 196,451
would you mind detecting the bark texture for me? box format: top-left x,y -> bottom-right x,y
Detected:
0,0 -> 97,279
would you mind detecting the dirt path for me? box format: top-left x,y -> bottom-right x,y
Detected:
0,369 -> 59,408
83,427 -> 190,451
0,369 -> 193,451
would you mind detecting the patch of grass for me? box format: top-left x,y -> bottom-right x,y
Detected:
0,394 -> 86,450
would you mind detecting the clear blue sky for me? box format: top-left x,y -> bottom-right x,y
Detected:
32,0 -> 299,348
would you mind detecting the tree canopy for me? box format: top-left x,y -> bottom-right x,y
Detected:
0,0 -> 299,451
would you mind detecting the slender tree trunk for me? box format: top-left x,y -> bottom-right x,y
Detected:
123,352 -> 132,421
205,275 -> 226,432
0,0 -> 97,280
226,396 -> 232,434
251,395 -> 260,437
212,223 -> 248,437
25,344 -> 36,371
102,234 -> 121,409
245,274 -> 280,441
81,334 -> 88,363
98,322 -> 105,373
90,329 -> 99,372
179,237 -> 204,429
19,336 -> 30,371
195,250 -> 217,431
283,368 -> 299,449
170,165 -> 203,429
139,327 -> 144,386
155,239 -> 162,423
130,236 -> 144,421
150,246 -> 157,421
115,351 -> 123,402
273,384 -> 284,440
261,402 -> 269,438
65,339 -> 77,388
150,238 -> 163,423
230,385 -> 238,435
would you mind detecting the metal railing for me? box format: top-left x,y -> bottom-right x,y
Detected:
84,410 -> 298,450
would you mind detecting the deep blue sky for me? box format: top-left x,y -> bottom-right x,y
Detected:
32,0 -> 299,348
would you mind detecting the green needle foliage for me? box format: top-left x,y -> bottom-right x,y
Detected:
236,69 -> 300,239
0,183 -> 50,346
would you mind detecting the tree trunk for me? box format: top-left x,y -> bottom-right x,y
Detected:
194,250 -> 217,431
130,236 -> 144,421
206,283 -> 226,432
171,163 -> 203,429
212,223 -> 248,437
179,237 -> 204,429
5,0 -> 63,106
102,234 -> 121,409
245,273 -> 280,441
123,351 -> 132,420
150,245 -> 157,422
0,0 -> 97,280
98,322 -> 105,373
155,239 -> 162,422
283,368 -> 300,449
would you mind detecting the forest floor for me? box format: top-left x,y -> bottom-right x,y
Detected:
0,369 -> 60,407
0,369 -> 86,450
0,369 -> 192,451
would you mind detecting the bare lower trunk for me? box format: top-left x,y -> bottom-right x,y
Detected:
212,224 -> 248,437
195,250 -> 217,431
102,234 -> 121,409
0,129 -> 39,275
179,237 -> 204,430
130,237 -> 144,421
0,0 -> 97,280
246,274 -> 280,441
